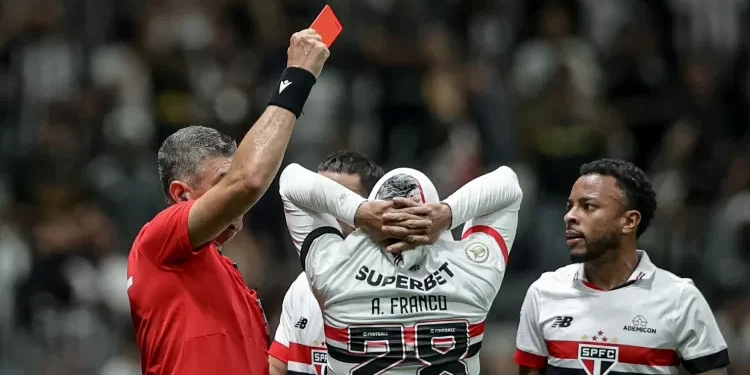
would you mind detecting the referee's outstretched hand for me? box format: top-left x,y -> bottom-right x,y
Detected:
287,29 -> 330,78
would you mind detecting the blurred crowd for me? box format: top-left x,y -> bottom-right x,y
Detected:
0,0 -> 748,374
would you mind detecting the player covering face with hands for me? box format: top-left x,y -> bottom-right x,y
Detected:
269,151 -> 454,375
279,163 -> 522,374
127,29 -> 330,375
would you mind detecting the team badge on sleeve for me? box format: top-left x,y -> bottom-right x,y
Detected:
465,242 -> 489,263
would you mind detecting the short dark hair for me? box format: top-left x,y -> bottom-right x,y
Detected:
374,174 -> 420,201
580,159 -> 657,238
158,126 -> 237,204
317,151 -> 385,192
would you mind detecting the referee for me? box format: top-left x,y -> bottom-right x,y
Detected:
515,159 -> 730,375
126,29 -> 329,375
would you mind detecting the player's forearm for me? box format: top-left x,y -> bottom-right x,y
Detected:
269,357 -> 288,375
279,163 -> 366,226
442,166 -> 523,228
223,106 -> 296,206
519,367 -> 544,375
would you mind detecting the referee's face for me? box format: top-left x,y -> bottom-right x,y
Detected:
564,174 -> 623,262
194,157 -> 243,245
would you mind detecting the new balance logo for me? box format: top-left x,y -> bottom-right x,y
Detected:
295,317 -> 308,329
394,254 -> 403,266
279,80 -> 292,93
552,316 -> 574,328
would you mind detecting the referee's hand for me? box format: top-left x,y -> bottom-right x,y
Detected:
287,29 -> 330,78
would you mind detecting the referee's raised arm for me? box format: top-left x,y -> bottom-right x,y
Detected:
127,29 -> 330,375
187,29 -> 329,249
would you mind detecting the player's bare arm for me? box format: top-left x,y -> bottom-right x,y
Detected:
268,357 -> 287,375
187,29 -> 330,248
519,366 -> 544,375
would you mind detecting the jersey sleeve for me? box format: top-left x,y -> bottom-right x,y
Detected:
279,164 -> 361,293
269,282 -> 297,363
137,201 -> 202,268
443,166 -> 522,293
673,282 -> 730,373
279,163 -> 365,252
514,283 -> 548,370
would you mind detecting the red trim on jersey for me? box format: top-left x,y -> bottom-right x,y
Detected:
546,340 -> 680,367
514,349 -> 547,369
269,341 -> 289,363
414,180 -> 426,203
270,341 -> 326,365
582,281 -> 604,291
462,225 -> 509,264
324,321 -> 485,345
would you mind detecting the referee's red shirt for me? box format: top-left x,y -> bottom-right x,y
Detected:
127,201 -> 269,375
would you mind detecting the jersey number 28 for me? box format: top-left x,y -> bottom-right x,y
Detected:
348,320 -> 470,375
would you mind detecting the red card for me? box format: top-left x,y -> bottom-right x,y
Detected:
310,5 -> 342,48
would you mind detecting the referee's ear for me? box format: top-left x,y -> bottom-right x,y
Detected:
621,210 -> 641,236
169,181 -> 193,204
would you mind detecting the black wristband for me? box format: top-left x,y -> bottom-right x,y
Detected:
267,67 -> 316,118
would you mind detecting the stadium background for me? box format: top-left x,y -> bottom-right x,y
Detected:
0,0 -> 748,373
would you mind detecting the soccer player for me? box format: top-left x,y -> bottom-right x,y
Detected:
126,29 -> 330,375
514,159 -> 730,375
279,163 -> 523,374
270,151 -> 456,375
269,151 -> 385,375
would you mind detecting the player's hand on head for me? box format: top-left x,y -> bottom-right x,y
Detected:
287,29 -> 330,78
381,197 -> 451,253
354,200 -> 398,242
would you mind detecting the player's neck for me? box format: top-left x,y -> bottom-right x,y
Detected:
583,246 -> 638,291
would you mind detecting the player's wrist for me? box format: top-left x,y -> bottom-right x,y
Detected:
352,201 -> 370,229
434,202 -> 453,230
267,67 -> 316,118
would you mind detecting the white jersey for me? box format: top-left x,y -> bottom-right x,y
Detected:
279,164 -> 523,375
270,272 -> 328,375
514,250 -> 730,375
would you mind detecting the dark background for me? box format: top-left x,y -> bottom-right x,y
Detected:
0,0 -> 748,373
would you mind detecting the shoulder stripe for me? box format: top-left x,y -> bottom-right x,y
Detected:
462,225 -> 508,264
300,226 -> 343,271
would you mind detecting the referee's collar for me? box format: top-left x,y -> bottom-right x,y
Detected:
573,250 -> 656,283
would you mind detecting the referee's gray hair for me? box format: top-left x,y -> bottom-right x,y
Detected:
375,174 -> 421,201
157,126 -> 237,204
